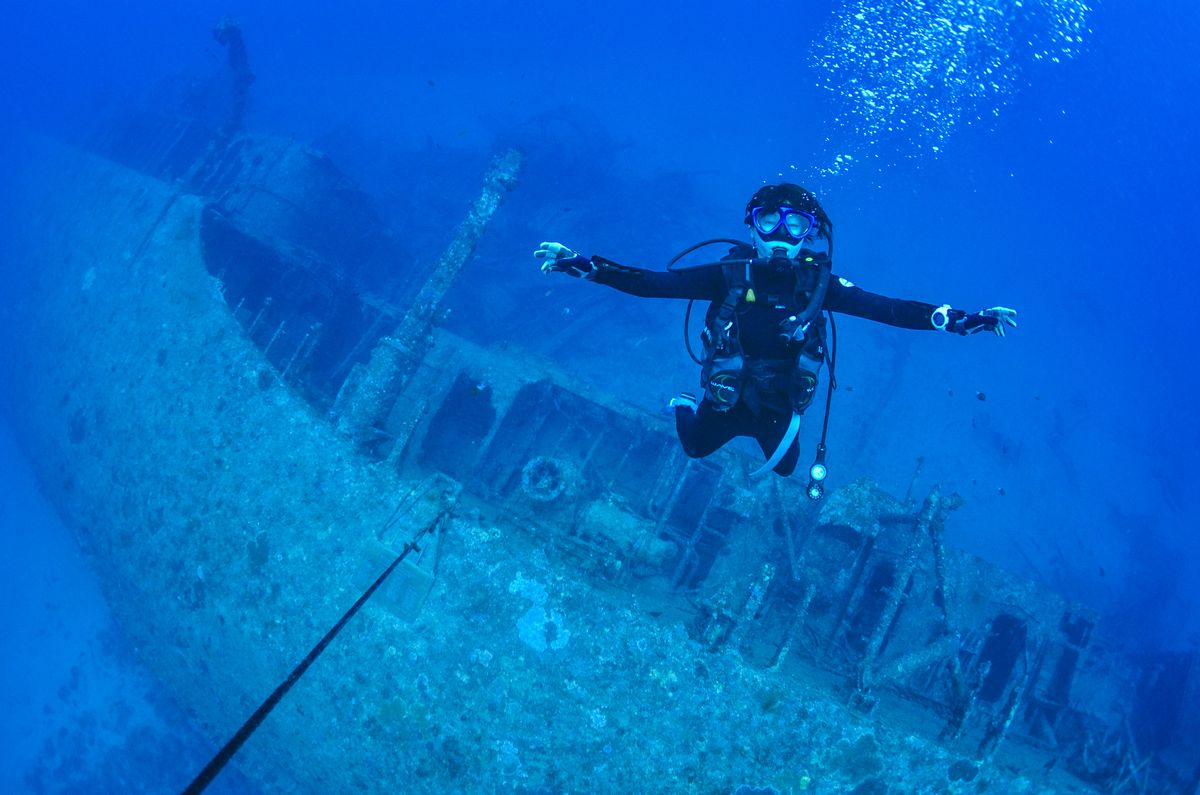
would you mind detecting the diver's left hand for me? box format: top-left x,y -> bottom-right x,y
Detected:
535,241 -> 596,278
953,307 -> 1018,337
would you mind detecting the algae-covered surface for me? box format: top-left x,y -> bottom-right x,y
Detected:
1,138 -> 1109,793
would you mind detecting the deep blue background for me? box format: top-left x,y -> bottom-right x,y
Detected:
1,0 -> 1196,790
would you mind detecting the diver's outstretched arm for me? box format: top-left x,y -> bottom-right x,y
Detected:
824,277 -> 1017,336
534,241 -> 721,300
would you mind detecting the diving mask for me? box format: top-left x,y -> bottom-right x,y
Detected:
749,206 -> 817,240
749,205 -> 818,259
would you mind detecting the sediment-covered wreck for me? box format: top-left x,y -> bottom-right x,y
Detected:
4,46 -> 1199,795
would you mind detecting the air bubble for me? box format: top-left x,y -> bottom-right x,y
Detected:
811,0 -> 1092,177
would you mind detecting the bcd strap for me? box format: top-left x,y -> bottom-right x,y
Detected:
704,262 -> 750,353
700,263 -> 752,411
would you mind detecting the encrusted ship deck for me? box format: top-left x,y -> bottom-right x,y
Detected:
4,116 -> 1197,793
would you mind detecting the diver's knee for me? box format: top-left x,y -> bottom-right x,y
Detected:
677,427 -> 712,458
773,459 -> 798,477
678,439 -> 707,459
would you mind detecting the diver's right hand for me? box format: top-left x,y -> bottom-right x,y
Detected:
535,241 -> 596,279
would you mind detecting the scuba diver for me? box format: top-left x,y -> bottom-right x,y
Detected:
534,183 -> 1016,498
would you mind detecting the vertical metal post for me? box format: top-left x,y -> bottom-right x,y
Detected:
335,149 -> 522,446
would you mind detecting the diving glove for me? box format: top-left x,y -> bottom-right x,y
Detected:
535,241 -> 596,279
933,305 -> 1018,337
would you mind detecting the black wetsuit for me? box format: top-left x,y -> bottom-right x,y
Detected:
592,244 -> 943,475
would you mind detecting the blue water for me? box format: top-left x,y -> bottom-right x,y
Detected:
1,0 -> 1197,790
0,418 -> 254,793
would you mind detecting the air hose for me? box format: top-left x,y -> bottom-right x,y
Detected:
805,312 -> 838,500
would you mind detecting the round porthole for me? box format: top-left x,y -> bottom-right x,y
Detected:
520,456 -> 572,503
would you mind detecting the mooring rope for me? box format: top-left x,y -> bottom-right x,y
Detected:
181,483 -> 446,794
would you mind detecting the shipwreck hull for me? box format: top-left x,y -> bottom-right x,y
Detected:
2,138 -> 821,792
4,137 -> 430,788
6,135 -> 1197,793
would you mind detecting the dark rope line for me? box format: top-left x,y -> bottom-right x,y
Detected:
181,517 -> 439,795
